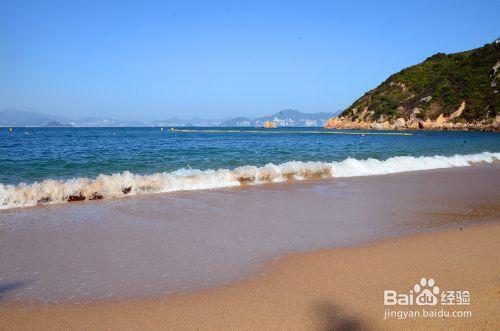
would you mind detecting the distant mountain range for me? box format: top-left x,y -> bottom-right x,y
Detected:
150,117 -> 222,127
0,109 -> 338,128
75,117 -> 145,127
0,109 -> 73,127
151,110 -> 337,127
219,109 -> 336,127
0,109 -> 142,127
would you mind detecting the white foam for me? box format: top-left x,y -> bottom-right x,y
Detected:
0,152 -> 498,210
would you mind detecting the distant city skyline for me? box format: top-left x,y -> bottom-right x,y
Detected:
1,0 -> 498,122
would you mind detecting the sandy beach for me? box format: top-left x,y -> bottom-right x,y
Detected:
1,222 -> 498,330
1,165 -> 499,330
2,1 -> 499,329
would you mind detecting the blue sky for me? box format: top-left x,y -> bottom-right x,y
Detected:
0,0 -> 498,121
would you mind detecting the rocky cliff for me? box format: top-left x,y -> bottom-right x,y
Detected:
325,41 -> 499,131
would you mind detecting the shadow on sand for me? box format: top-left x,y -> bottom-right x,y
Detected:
313,300 -> 370,331
0,281 -> 28,300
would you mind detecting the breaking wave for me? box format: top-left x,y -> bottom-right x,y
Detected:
1,152 -> 498,210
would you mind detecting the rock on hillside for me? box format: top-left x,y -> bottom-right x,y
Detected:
325,41 -> 499,131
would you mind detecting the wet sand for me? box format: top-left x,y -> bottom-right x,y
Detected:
1,165 -> 498,304
1,223 -> 499,330
0,165 -> 499,329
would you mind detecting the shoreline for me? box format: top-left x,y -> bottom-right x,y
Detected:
1,151 -> 498,211
1,223 -> 498,330
1,162 -> 496,213
0,164 -> 499,306
323,119 -> 499,132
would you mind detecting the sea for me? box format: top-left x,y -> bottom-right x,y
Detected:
1,126 -> 499,304
1,127 -> 499,210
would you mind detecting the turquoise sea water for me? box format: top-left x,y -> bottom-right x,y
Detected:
1,127 -> 499,185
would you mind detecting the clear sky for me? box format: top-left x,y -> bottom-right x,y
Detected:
0,0 -> 498,121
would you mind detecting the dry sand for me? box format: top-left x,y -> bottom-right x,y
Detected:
1,223 -> 499,330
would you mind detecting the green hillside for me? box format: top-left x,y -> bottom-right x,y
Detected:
341,41 -> 499,124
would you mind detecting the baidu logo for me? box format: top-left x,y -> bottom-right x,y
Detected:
414,277 -> 440,305
384,277 -> 470,306
383,276 -> 472,320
